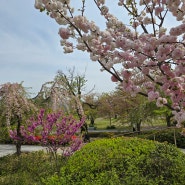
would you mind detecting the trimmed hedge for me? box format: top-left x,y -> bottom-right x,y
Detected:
44,137 -> 185,185
140,128 -> 185,148
88,128 -> 185,149
106,125 -> 116,129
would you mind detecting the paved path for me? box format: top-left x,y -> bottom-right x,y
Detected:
180,148 -> 185,153
0,144 -> 185,158
0,144 -> 45,157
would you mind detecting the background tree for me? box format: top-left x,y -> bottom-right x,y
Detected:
108,90 -> 132,123
92,86 -> 167,131
55,68 -> 86,118
83,93 -> 99,127
34,0 -> 185,127
54,68 -> 93,141
0,82 -> 37,155
97,92 -> 116,126
128,96 -> 151,132
34,68 -> 92,141
34,68 -> 87,116
153,105 -> 175,127
32,81 -> 55,111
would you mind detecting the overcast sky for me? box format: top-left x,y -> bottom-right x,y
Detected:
0,0 -> 119,97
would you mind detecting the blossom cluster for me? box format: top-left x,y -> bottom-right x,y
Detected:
9,109 -> 85,156
0,83 -> 37,126
34,0 -> 185,126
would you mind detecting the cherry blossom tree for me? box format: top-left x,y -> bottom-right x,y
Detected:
34,68 -> 87,116
34,0 -> 185,127
34,68 -> 91,141
0,82 -> 37,155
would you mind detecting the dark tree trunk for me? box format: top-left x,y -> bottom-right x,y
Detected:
109,115 -> 112,126
90,116 -> 94,126
166,113 -> 173,127
16,141 -> 22,156
16,115 -> 22,156
136,119 -> 142,134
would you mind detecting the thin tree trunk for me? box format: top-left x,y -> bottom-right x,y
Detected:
174,129 -> 177,147
109,114 -> 112,126
136,119 -> 141,134
166,114 -> 173,127
75,96 -> 90,142
16,115 -> 22,156
16,141 -> 22,156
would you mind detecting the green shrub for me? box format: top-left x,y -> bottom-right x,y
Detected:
0,126 -> 12,144
44,137 -> 185,185
106,125 -> 116,129
143,128 -> 185,148
88,131 -> 115,138
0,151 -> 65,185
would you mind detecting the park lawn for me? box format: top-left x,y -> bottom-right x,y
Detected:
91,117 -> 167,130
92,117 -> 125,129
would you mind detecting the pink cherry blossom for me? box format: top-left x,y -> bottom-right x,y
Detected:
156,97 -> 167,107
34,0 -> 185,126
59,28 -> 71,39
155,6 -> 164,16
148,91 -> 159,101
111,75 -> 119,82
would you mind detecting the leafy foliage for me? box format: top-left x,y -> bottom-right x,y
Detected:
0,151 -> 65,185
0,127 -> 11,144
45,137 -> 185,185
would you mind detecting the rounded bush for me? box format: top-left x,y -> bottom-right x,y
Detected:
45,137 -> 185,185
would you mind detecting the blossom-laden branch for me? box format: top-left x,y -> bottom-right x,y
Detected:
34,0 -> 185,126
0,82 -> 37,127
9,109 -> 85,156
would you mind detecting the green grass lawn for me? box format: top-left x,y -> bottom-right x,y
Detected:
89,117 -> 128,130
88,117 -> 167,131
